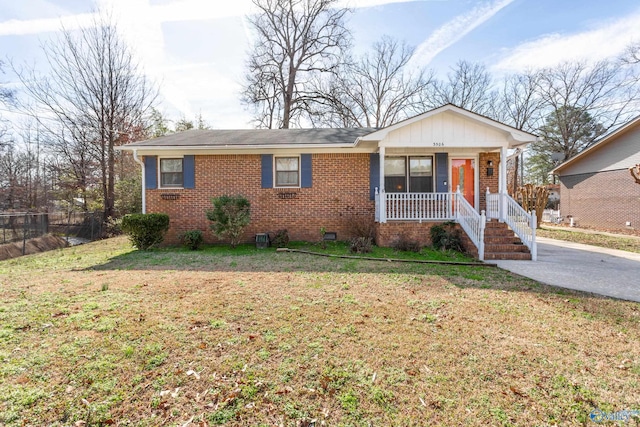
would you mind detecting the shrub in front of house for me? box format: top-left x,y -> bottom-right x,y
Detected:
121,213 -> 170,250
430,221 -> 463,252
393,235 -> 422,253
350,236 -> 373,254
206,195 -> 251,248
180,230 -> 204,250
345,212 -> 376,241
271,229 -> 290,248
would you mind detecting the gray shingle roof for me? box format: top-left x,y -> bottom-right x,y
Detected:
122,128 -> 377,148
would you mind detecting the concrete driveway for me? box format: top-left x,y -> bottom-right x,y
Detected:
494,237 -> 640,302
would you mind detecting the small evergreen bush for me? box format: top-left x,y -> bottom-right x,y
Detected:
206,195 -> 251,248
180,230 -> 204,250
121,213 -> 170,250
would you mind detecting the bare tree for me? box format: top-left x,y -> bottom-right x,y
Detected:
309,36 -> 434,128
242,0 -> 351,128
0,60 -> 15,146
535,60 -> 639,137
15,11 -> 157,218
494,71 -> 544,132
523,59 -> 640,183
621,40 -> 640,65
430,60 -> 498,116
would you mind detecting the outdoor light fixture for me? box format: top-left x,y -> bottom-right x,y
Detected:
487,160 -> 494,176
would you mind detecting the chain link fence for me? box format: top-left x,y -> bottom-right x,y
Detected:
0,211 -> 105,246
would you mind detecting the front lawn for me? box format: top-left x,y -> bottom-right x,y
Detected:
1,236 -> 639,426
538,227 -> 640,254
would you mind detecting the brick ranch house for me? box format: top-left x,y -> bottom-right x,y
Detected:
118,104 -> 539,260
553,114 -> 640,233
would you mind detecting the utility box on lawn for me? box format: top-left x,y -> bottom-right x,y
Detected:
255,233 -> 270,249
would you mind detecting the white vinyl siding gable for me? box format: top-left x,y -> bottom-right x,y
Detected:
380,111 -> 510,149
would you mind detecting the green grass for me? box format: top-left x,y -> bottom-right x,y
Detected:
538,227 -> 640,253
1,236 -> 639,426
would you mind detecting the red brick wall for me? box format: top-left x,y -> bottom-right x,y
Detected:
146,153 -> 374,245
559,168 -> 640,232
478,152 -> 500,212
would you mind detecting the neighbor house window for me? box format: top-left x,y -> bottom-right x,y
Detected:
384,156 -> 433,192
160,158 -> 184,188
275,157 -> 299,187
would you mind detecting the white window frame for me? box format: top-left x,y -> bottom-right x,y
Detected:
384,155 -> 434,193
274,155 -> 301,188
158,156 -> 185,189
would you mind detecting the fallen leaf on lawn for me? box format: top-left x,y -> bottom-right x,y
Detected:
509,386 -> 526,397
276,386 -> 294,394
180,416 -> 194,427
160,387 -> 180,398
15,375 -> 29,384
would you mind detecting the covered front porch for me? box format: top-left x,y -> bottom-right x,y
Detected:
361,104 -> 539,261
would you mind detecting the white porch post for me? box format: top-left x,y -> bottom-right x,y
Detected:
132,149 -> 146,214
378,146 -> 386,223
499,146 -> 507,221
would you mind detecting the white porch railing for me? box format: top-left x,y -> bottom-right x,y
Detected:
455,190 -> 486,261
374,188 -> 486,260
384,191 -> 455,221
486,189 -> 537,261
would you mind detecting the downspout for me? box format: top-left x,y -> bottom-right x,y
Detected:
132,150 -> 146,214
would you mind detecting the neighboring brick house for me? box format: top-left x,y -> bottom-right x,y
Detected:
118,104 -> 539,260
553,115 -> 640,233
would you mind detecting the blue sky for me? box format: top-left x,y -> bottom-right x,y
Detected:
1,0 -> 639,129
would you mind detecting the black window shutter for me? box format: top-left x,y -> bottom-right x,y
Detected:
145,156 -> 157,189
301,154 -> 312,188
183,155 -> 195,189
435,153 -> 448,192
261,154 -> 273,188
370,153 -> 380,200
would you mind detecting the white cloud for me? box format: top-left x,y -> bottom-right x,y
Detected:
408,0 -> 514,69
492,9 -> 640,72
0,13 -> 96,36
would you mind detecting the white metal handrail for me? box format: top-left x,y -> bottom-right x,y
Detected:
455,189 -> 485,260
486,189 -> 537,261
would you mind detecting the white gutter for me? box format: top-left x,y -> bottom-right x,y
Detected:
132,149 -> 146,213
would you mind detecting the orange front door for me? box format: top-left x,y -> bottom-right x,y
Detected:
451,159 -> 475,207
